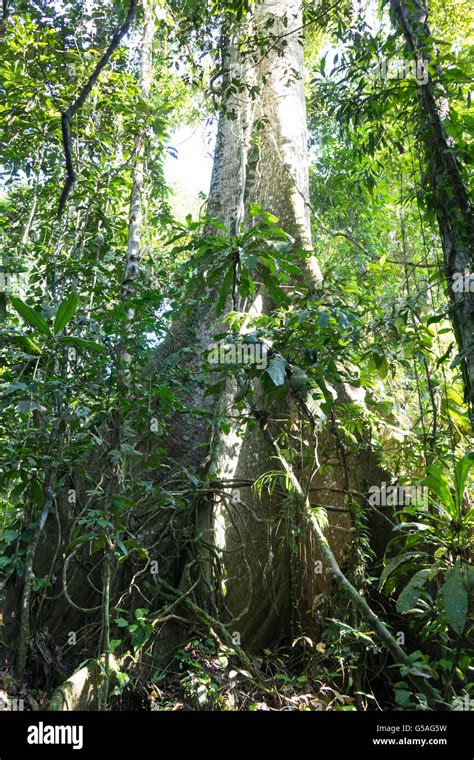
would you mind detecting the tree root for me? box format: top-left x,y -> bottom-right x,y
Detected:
48,655 -> 121,711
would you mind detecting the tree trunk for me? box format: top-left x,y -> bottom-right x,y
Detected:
150,0 -> 388,650
390,0 -> 474,427
122,0 -> 154,305
2,0 -> 392,682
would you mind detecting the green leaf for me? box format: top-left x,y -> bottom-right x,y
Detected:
70,531 -> 100,547
395,689 -> 412,707
31,479 -> 44,507
10,297 -> 50,337
421,464 -> 455,514
57,336 -> 107,353
54,293 -> 78,335
378,356 -> 388,379
442,566 -> 468,636
116,537 -> 128,557
288,365 -> 310,391
266,355 -> 287,386
2,529 -> 19,543
378,552 -> 427,591
426,311 -> 447,326
450,351 -> 464,369
259,266 -> 289,306
21,337 -> 43,355
215,265 -> 234,315
454,453 -> 474,512
1,382 -> 29,396
17,399 -> 42,413
396,569 -> 431,614
317,311 -> 330,329
3,334 -> 42,355
261,210 -> 279,224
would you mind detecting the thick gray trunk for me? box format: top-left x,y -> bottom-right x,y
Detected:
176,0 -> 386,648
208,0 -> 325,647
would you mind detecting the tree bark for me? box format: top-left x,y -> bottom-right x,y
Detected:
390,0 -> 474,427
121,0 -> 154,306
150,0 -> 388,650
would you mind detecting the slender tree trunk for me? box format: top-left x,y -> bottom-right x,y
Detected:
122,0 -> 154,306
15,484 -> 54,679
390,0 -> 474,426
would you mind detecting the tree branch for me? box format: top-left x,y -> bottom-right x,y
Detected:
58,0 -> 138,215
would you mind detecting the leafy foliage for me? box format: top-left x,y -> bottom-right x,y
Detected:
0,0 -> 472,714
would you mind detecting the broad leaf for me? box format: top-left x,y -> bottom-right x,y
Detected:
266,355 -> 287,386
288,365 -> 310,391
3,334 -> 41,355
442,565 -> 468,636
421,464 -> 455,515
58,336 -> 107,353
378,552 -> 427,591
54,293 -> 78,335
10,297 -> 50,337
396,568 -> 431,614
454,453 -> 474,512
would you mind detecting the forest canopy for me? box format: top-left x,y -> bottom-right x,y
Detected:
0,0 -> 472,717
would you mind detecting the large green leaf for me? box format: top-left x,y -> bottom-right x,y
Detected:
10,297 -> 50,337
54,293 -> 78,335
259,265 -> 290,306
421,464 -> 455,515
266,355 -> 287,386
442,565 -> 468,636
57,336 -> 106,353
214,264 -> 235,315
4,334 -> 41,355
396,568 -> 431,614
378,552 -> 427,591
288,365 -> 310,391
454,452 -> 474,512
